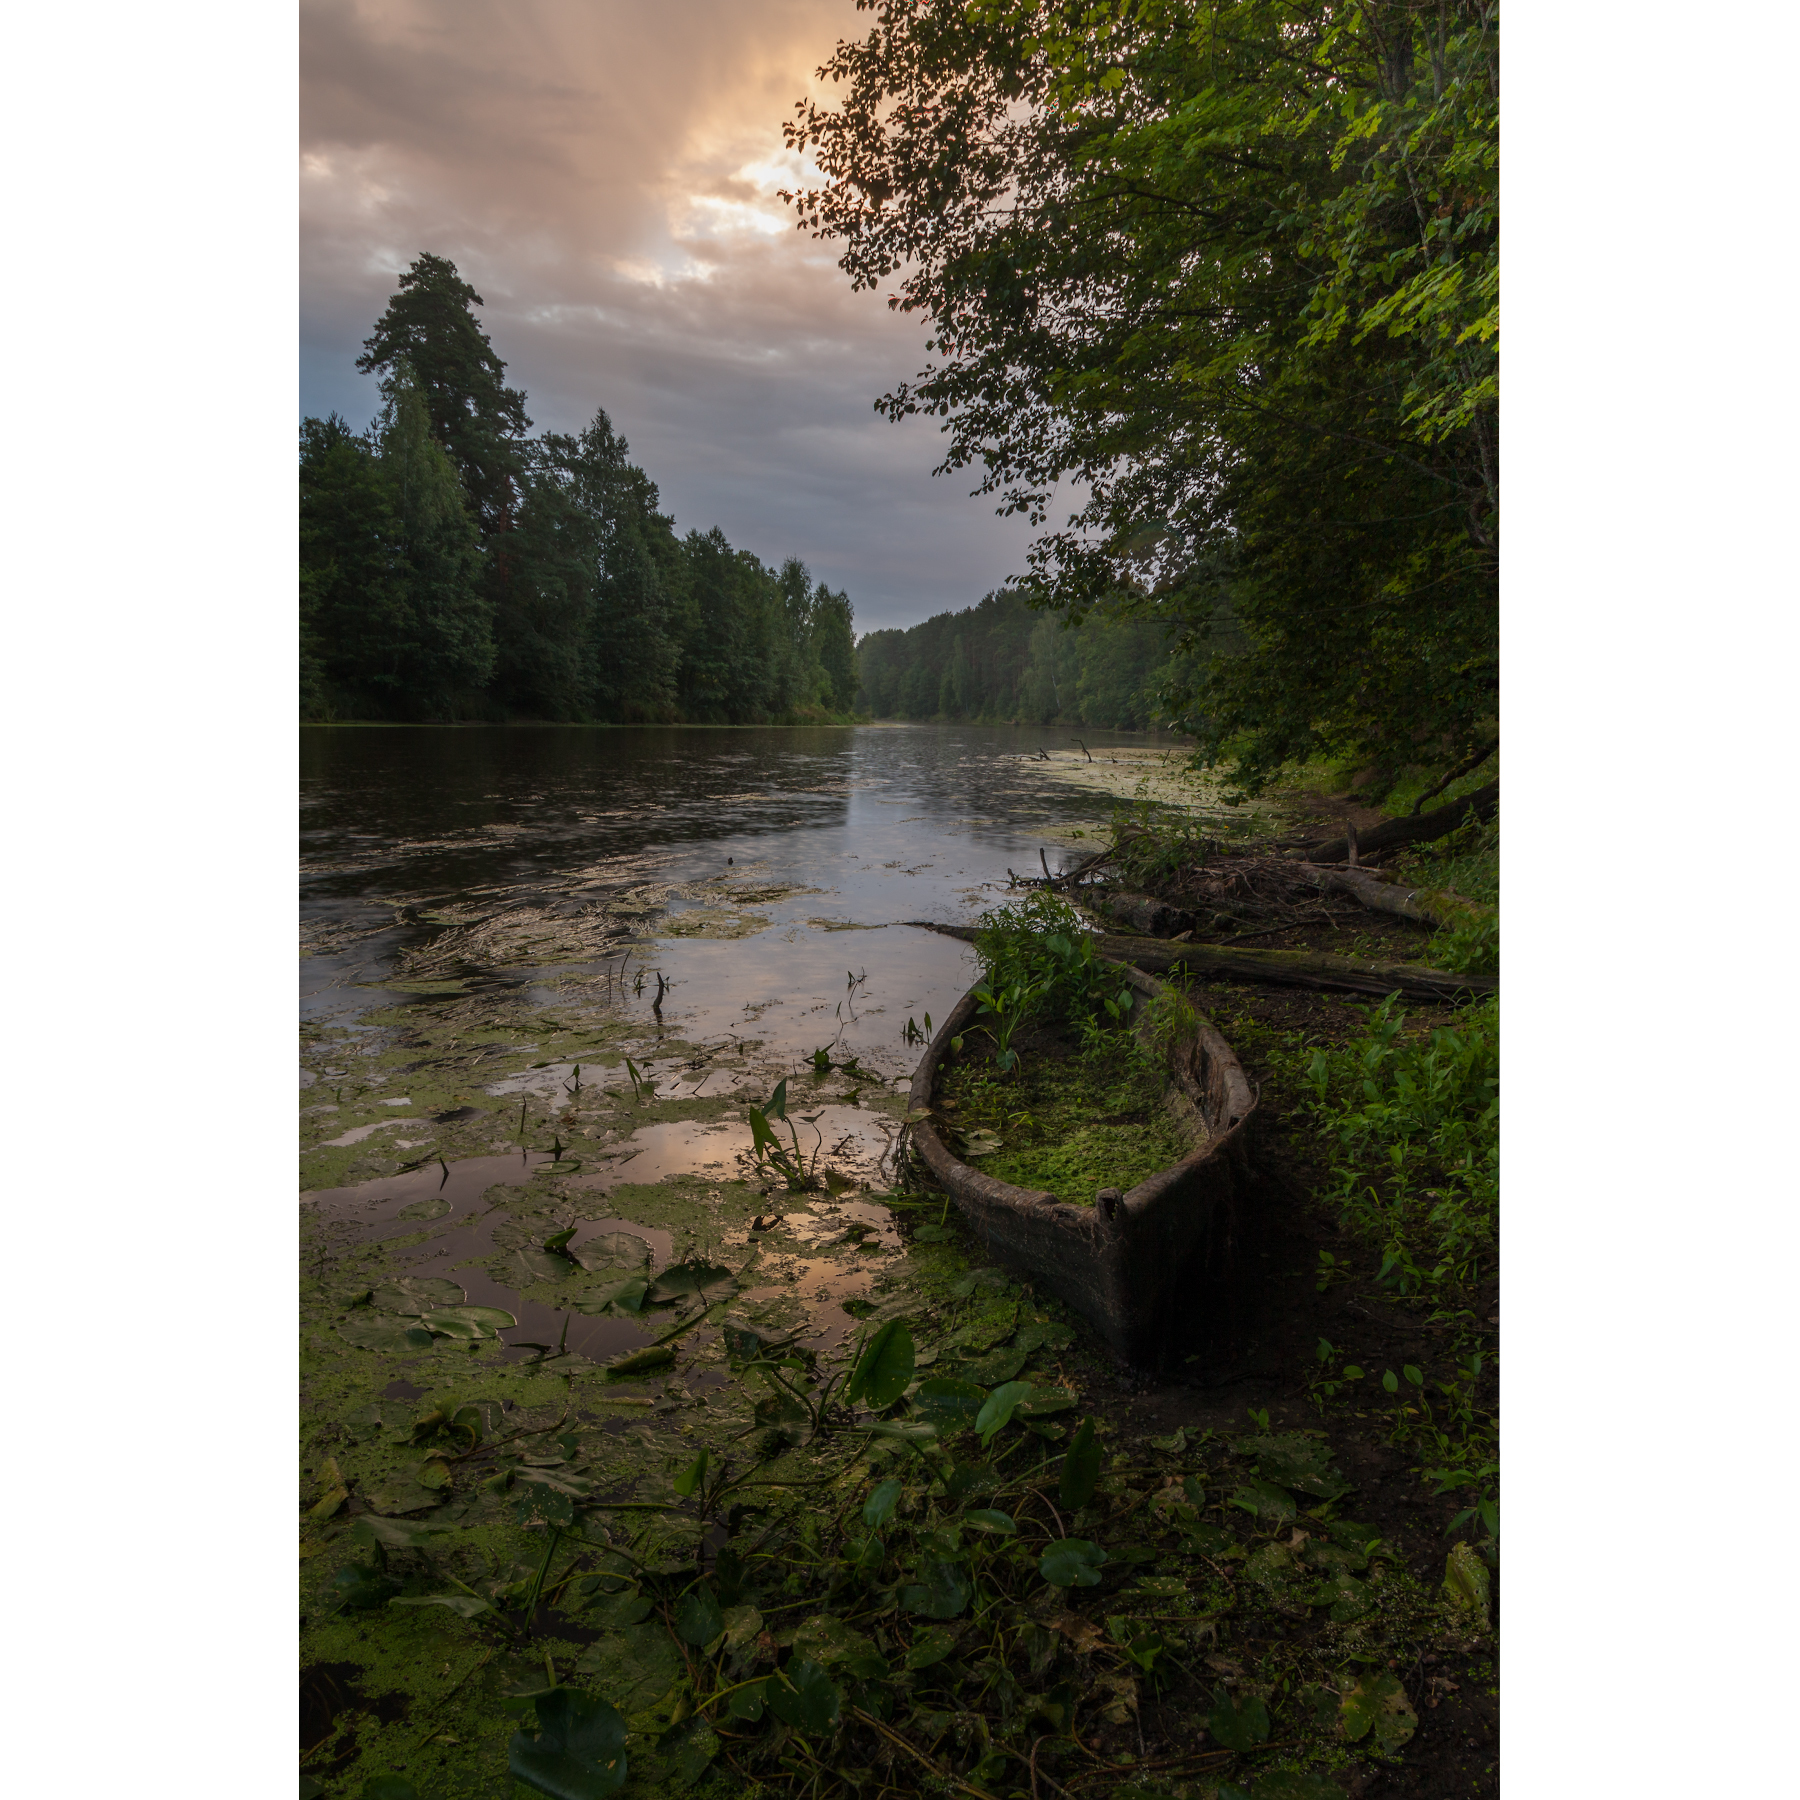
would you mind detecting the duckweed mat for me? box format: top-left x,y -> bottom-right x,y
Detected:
933,1028 -> 1193,1205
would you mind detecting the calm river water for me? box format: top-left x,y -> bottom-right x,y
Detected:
300,722 -> 1183,1068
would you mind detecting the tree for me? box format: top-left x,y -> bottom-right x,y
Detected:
811,582 -> 858,712
373,365 -> 494,709
299,413 -> 405,715
787,0 -> 1498,791
356,253 -> 531,540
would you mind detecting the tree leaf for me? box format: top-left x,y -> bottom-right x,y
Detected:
974,1379 -> 1034,1446
767,1657 -> 840,1734
844,1318 -> 916,1409
1039,1539 -> 1107,1588
606,1344 -> 674,1376
673,1449 -> 710,1498
508,1687 -> 628,1800
1060,1417 -> 1101,1509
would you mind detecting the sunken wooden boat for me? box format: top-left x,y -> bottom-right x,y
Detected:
906,964 -> 1257,1367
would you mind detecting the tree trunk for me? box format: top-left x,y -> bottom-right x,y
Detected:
1290,864 -> 1438,925
902,922 -> 1492,1003
1290,779 -> 1497,866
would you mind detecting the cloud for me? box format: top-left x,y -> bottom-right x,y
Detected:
300,0 -> 1043,631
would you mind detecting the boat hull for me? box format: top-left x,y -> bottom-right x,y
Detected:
905,965 -> 1257,1366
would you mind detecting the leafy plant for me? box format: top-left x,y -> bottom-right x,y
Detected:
745,1078 -> 823,1191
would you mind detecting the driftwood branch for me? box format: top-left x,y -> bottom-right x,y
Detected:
1411,742 -> 1497,815
902,921 -> 1491,1004
1290,779 -> 1497,867
1289,864 -> 1439,925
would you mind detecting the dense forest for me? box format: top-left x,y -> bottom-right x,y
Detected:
855,588 -> 1194,728
300,255 -> 857,725
790,0 -> 1497,794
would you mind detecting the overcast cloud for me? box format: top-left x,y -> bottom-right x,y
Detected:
300,0 -> 1043,633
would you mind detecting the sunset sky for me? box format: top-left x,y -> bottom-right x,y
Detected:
300,0 -> 1044,633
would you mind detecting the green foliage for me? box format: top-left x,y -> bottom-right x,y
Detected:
973,891 -> 1135,1039
1303,995 -> 1498,1298
856,587 -> 1186,725
507,1688 -> 627,1800
304,253 -> 859,723
790,1 -> 1498,792
843,1319 -> 917,1409
356,250 -> 530,541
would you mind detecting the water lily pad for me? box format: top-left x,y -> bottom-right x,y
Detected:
863,1478 -> 902,1529
1040,1538 -> 1107,1588
575,1622 -> 681,1713
1060,1417 -> 1101,1509
904,1625 -> 959,1670
371,1276 -> 467,1315
646,1259 -> 737,1304
663,1715 -> 719,1790
337,1315 -> 438,1352
962,1508 -> 1018,1535
419,1304 -> 516,1339
963,1346 -> 1028,1386
791,1614 -> 874,1665
572,1275 -> 651,1318
768,1658 -> 841,1734
914,1376 -> 986,1428
1442,1541 -> 1491,1621
508,1687 -> 628,1799
900,1559 -> 971,1619
911,1222 -> 955,1242
396,1196 -> 453,1223
675,1584 -> 724,1647
1237,1432 -> 1350,1499
1230,1477 -> 1299,1524
1339,1671 -> 1416,1752
574,1232 -> 653,1271
1207,1686 -> 1272,1752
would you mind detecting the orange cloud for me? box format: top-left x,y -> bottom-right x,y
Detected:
300,0 -> 1043,628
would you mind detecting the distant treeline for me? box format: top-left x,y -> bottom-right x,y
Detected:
301,255 -> 856,724
855,590 -> 1186,729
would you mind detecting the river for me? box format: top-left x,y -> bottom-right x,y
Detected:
300,723 -> 1206,1372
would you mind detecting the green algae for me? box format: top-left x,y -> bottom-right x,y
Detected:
935,1033 -> 1195,1205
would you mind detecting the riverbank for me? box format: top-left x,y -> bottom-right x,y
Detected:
299,726 -> 1496,1799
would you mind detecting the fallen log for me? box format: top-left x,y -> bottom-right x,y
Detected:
902,921 -> 1492,1003
1290,864 -> 1439,926
1287,779 -> 1497,867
